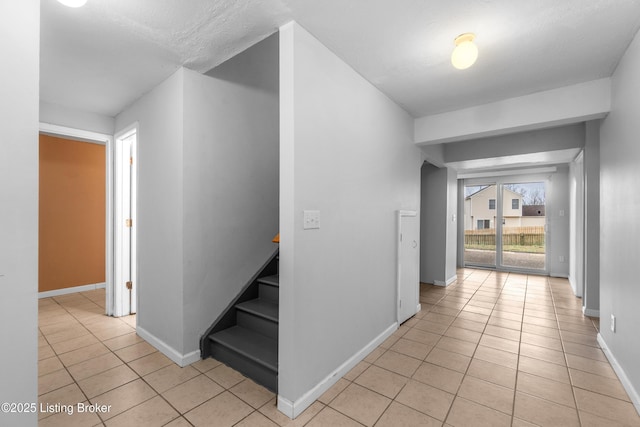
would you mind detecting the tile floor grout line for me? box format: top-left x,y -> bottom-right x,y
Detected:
547,275 -> 584,427
509,272 -> 526,427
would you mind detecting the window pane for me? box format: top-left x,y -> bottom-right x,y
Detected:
502,182 -> 545,270
465,184 -> 496,267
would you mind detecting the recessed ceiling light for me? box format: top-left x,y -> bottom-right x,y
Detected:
451,33 -> 478,70
57,0 -> 88,8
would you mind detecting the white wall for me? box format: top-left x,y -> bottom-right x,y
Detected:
40,100 -> 115,135
116,70 -> 186,356
415,79 -> 610,145
445,168 -> 458,281
0,1 -> 39,425
599,26 -> 640,409
182,33 -> 279,354
583,120 -> 600,316
546,165 -> 571,277
279,22 -> 422,415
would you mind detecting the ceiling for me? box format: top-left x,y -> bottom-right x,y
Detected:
41,0 -> 640,119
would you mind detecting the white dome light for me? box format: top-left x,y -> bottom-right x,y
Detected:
451,33 -> 478,70
57,0 -> 88,8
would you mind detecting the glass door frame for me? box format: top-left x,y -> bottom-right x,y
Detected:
463,180 -> 498,269
462,174 -> 550,275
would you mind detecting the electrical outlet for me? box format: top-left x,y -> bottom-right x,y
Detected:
559,255 -> 565,263
611,314 -> 616,333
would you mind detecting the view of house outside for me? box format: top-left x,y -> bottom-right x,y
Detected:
464,183 -> 546,270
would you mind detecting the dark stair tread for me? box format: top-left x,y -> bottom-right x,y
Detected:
258,275 -> 279,287
209,326 -> 277,372
236,299 -> 279,322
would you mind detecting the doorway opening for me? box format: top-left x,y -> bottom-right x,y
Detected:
464,179 -> 547,273
38,123 -> 112,300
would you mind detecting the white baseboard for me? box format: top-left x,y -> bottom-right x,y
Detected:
567,275 -> 584,298
568,275 -> 576,291
277,322 -> 398,419
434,275 -> 457,287
550,272 -> 569,279
136,325 -> 201,367
39,282 -> 106,299
597,334 -> 640,416
582,306 -> 600,317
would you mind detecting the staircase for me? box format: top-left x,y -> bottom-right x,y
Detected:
201,253 -> 279,392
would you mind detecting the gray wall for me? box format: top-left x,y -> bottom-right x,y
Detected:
40,100 -> 115,135
116,70 -> 186,354
279,22 -> 422,404
421,144 -> 445,167
421,163 -> 447,284
0,0 -> 39,425
599,26 -> 640,398
442,123 -> 585,163
182,34 -> 279,354
583,120 -> 600,314
420,164 -> 457,284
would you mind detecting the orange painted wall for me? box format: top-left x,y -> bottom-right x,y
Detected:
39,134 -> 106,292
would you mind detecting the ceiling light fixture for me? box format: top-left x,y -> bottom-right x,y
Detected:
451,33 -> 478,70
57,0 -> 88,8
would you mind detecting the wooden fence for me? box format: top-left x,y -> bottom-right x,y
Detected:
465,226 -> 545,246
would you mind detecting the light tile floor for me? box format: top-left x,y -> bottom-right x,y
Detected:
38,269 -> 640,426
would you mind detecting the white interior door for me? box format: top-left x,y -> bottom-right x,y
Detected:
397,210 -> 420,324
113,128 -> 137,316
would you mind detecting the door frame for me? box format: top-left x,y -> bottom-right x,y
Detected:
39,123 -> 114,307
397,210 -> 420,324
112,123 -> 138,316
463,173 -> 552,275
462,181 -> 498,270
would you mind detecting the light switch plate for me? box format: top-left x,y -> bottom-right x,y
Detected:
303,210 -> 320,230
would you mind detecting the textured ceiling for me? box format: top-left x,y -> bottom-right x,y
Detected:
40,0 -> 640,118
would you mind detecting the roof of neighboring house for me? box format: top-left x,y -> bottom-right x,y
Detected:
465,185 -> 491,200
465,185 -> 523,200
523,205 -> 545,216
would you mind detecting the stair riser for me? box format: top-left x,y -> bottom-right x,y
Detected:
237,311 -> 278,339
209,343 -> 277,392
259,283 -> 279,303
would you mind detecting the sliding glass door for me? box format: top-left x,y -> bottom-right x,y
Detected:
464,179 -> 547,273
